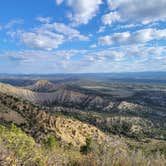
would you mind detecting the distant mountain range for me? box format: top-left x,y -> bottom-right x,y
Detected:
1,71 -> 166,84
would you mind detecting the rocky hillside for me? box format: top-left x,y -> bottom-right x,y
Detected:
0,81 -> 166,141
0,92 -> 107,146
1,81 -> 164,112
26,79 -> 59,92
0,81 -> 108,109
0,81 -> 166,166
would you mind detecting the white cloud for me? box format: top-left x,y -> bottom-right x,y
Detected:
98,35 -> 113,46
19,31 -> 64,50
42,22 -> 88,41
3,45 -> 166,73
5,49 -> 86,62
97,26 -> 105,33
99,28 -> 166,46
90,44 -> 97,48
114,24 -> 140,30
89,50 -> 124,62
10,22 -> 88,50
5,19 -> 24,29
4,49 -> 88,73
55,0 -> 64,5
102,12 -> 120,25
105,0 -> 166,25
120,45 -> 166,59
57,0 -> 102,26
81,45 -> 166,72
36,17 -> 52,23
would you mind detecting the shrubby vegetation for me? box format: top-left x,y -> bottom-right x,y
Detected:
45,135 -> 59,150
110,120 -> 132,136
0,124 -> 46,166
0,92 -> 166,166
0,124 -> 166,166
80,137 -> 92,155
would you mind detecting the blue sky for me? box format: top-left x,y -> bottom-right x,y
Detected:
0,0 -> 166,73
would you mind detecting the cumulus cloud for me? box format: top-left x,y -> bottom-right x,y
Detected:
113,24 -> 141,31
2,0 -> 166,73
90,44 -> 97,48
86,50 -> 124,62
56,0 -> 102,26
5,49 -> 86,62
19,31 -> 64,50
41,22 -> 89,41
104,0 -> 166,25
56,0 -> 64,5
98,28 -> 166,46
3,45 -> 166,73
83,45 -> 166,72
36,17 -> 52,23
102,12 -> 120,26
10,22 -> 88,50
4,49 -> 88,73
97,26 -> 106,33
98,35 -> 113,46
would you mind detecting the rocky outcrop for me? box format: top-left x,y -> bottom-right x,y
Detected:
0,92 -> 108,146
118,101 -> 141,110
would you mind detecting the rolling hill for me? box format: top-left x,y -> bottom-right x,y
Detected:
0,80 -> 166,141
0,79 -> 166,165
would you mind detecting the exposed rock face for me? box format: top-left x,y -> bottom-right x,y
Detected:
118,101 -> 141,110
105,116 -> 153,132
103,102 -> 115,111
0,82 -> 106,109
54,116 -> 107,146
0,92 -> 108,146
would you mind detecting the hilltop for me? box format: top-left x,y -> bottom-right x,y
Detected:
26,79 -> 59,92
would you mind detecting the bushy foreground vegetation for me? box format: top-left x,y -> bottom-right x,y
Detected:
0,124 -> 166,166
0,124 -> 46,165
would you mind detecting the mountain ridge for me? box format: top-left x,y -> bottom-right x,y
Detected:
0,92 -> 108,146
26,79 -> 59,92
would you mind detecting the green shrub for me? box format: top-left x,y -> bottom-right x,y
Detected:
80,137 -> 92,155
0,124 -> 46,166
111,121 -> 132,136
45,135 -> 59,150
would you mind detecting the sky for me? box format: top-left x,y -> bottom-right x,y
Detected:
0,0 -> 166,74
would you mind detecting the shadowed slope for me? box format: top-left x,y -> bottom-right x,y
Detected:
0,82 -> 106,109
